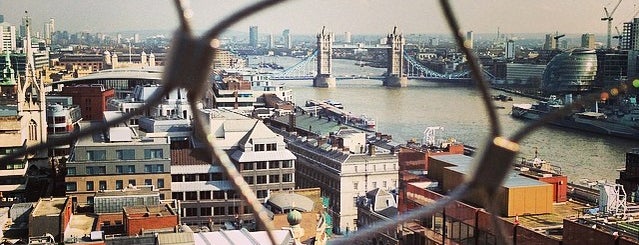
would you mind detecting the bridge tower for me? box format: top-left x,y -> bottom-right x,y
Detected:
313,26 -> 336,88
383,27 -> 408,87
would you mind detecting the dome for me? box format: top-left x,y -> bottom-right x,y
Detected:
287,210 -> 302,226
542,48 -> 597,94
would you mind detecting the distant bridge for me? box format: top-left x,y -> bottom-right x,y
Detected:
269,27 -> 493,87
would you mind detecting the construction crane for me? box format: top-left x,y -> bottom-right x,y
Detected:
602,0 -> 623,49
613,26 -> 622,48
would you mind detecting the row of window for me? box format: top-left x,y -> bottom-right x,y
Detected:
352,180 -> 396,190
66,178 -> 165,192
254,143 -> 277,152
182,206 -> 252,217
172,172 -> 226,182
243,174 -> 293,185
67,164 -> 165,175
241,160 -> 293,170
85,149 -> 164,161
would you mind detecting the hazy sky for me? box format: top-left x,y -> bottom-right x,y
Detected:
2,0 -> 639,36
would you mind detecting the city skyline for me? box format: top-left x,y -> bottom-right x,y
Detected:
2,0 -> 639,36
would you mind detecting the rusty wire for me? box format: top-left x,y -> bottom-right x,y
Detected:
1,0 -> 632,244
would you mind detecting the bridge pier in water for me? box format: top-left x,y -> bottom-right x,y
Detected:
313,26 -> 336,88
383,27 -> 408,87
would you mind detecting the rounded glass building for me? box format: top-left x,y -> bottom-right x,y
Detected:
542,48 -> 598,94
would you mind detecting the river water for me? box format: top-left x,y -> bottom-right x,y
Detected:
251,56 -> 639,183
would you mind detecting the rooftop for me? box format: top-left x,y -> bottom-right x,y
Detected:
32,197 -> 68,217
57,67 -> 163,84
123,204 -> 176,217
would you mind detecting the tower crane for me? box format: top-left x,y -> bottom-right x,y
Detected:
602,0 -> 623,49
613,26 -> 622,48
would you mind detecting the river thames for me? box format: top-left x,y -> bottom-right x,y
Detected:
252,56 -> 639,183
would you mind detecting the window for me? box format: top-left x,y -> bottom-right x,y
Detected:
128,179 -> 136,186
201,207 -> 211,216
67,167 -> 76,176
126,165 -> 135,173
66,182 -> 77,192
172,192 -> 183,200
200,191 -> 211,200
199,174 -> 210,181
383,181 -> 387,188
144,179 -> 152,186
228,206 -> 238,215
86,166 -> 94,175
213,191 -> 225,199
86,181 -> 94,191
269,175 -> 280,183
144,149 -> 163,159
254,144 -> 265,152
283,173 -> 293,182
116,149 -> 135,160
147,164 -> 165,173
157,179 -> 164,188
185,191 -> 198,200
256,175 -> 267,184
269,161 -> 280,169
87,150 -> 106,161
99,181 -> 107,190
257,190 -> 268,198
87,196 -> 94,205
115,180 -> 123,190
353,181 -> 359,190
214,207 -> 225,215
144,165 -> 152,173
266,143 -> 277,151
282,160 -> 293,168
185,208 -> 197,217
172,175 -> 182,182
372,181 -> 377,189
244,176 -> 254,184
185,174 -> 196,182
256,161 -> 267,169
243,162 -> 254,170
116,165 -> 124,174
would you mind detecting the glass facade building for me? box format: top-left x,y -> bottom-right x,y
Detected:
542,48 -> 598,94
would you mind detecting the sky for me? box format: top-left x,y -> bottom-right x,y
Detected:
2,0 -> 639,37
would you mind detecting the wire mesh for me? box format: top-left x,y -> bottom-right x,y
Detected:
1,0 -> 635,244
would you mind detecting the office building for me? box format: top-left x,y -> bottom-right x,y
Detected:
542,48 -> 597,93
172,109 -> 296,228
506,40 -> 515,60
249,26 -> 258,47
581,33 -> 595,49
267,34 -> 274,49
282,29 -> 291,49
0,22 -> 16,52
466,31 -> 474,49
543,33 -> 557,50
65,122 -> 172,206
344,31 -> 352,43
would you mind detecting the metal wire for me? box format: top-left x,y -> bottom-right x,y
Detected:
4,0 -> 634,244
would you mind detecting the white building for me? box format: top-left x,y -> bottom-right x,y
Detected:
108,84 -> 192,125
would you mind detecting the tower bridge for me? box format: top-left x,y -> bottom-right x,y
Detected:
270,26 -> 490,87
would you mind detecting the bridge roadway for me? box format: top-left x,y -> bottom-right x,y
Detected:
269,75 -> 473,83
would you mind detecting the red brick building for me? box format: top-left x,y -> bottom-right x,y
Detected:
60,85 -> 115,121
123,204 -> 178,236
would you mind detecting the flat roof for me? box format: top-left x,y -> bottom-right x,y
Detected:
76,121 -> 168,146
33,197 -> 68,217
123,204 -> 176,217
58,67 -> 163,84
430,154 -> 474,167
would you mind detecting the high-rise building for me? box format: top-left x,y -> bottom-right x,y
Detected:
344,31 -> 352,43
282,29 -> 291,49
543,34 -> 557,50
267,33 -> 274,49
622,18 -> 639,51
581,33 -> 595,49
506,39 -> 515,60
0,22 -> 17,52
134,33 -> 140,43
466,31 -> 474,49
19,15 -> 31,38
249,26 -> 258,47
43,18 -> 54,45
